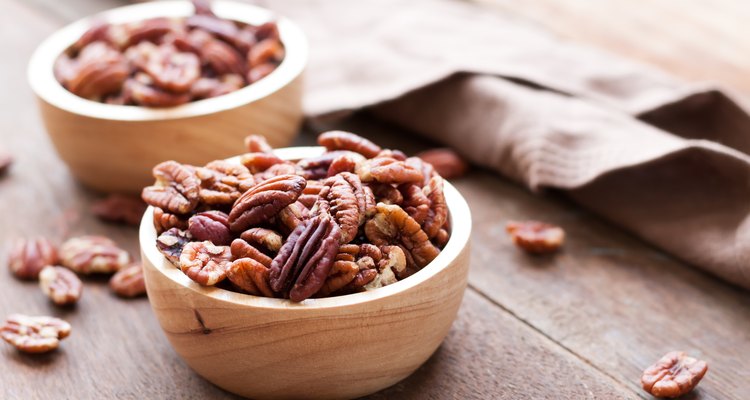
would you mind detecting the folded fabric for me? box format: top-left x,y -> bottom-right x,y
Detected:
263,0 -> 750,288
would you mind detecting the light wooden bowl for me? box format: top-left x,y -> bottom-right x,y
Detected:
27,1 -> 307,194
139,146 -> 472,400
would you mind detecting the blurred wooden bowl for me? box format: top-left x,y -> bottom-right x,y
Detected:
27,1 -> 307,194
139,146 -> 472,400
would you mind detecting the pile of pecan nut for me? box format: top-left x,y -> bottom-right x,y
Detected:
142,131 -> 450,302
54,0 -> 284,106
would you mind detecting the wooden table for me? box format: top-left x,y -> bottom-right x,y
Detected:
2,0 -> 749,398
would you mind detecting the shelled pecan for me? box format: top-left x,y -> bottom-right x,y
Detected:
506,220 -> 565,254
39,266 -> 83,306
641,351 -> 708,398
8,237 -> 58,280
1,314 -> 71,354
60,236 -> 130,274
109,264 -> 147,298
91,194 -> 147,226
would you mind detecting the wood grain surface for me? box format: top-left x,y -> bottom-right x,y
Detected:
1,0 -> 749,399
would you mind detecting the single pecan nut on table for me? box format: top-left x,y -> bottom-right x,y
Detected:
1,314 -> 71,354
641,351 -> 708,398
109,264 -> 147,298
179,241 -> 232,286
416,148 -> 469,180
60,236 -> 130,274
188,211 -> 232,246
269,214 -> 342,302
91,194 -> 147,227
228,174 -> 306,232
506,220 -> 565,254
8,237 -> 59,280
156,228 -> 192,266
142,161 -> 201,214
39,266 -> 83,306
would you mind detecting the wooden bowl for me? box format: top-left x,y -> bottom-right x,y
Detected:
139,146 -> 472,400
27,1 -> 307,194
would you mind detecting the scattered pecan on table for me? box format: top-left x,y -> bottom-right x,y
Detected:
142,131 -> 453,301
91,194 -> 147,226
506,220 -> 565,254
39,266 -> 83,306
7,237 -> 59,280
109,264 -> 147,298
641,351 -> 708,398
54,0 -> 285,106
416,148 -> 469,180
60,236 -> 130,274
1,314 -> 71,354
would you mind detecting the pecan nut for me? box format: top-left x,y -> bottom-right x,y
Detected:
226,258 -> 274,297
109,264 -> 147,298
142,160 -> 200,214
269,214 -> 342,301
365,203 -> 440,270
228,174 -> 306,232
230,238 -> 273,268
39,266 -> 83,306
422,175 -> 448,239
365,245 -> 407,288
156,228 -> 192,266
66,42 -> 130,100
244,134 -> 273,154
153,207 -> 189,234
179,241 -> 232,286
125,75 -> 192,107
0,149 -> 12,176
91,194 -> 147,226
142,44 -> 201,93
356,156 -> 424,184
506,221 -> 565,254
641,351 -> 708,398
188,211 -> 232,245
416,148 -> 469,180
8,237 -> 59,280
1,314 -> 71,354
195,160 -> 255,206
60,236 -> 130,274
240,227 -> 283,253
324,172 -> 368,244
318,131 -> 382,158
316,260 -> 358,297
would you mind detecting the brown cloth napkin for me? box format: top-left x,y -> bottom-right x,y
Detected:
260,0 -> 750,289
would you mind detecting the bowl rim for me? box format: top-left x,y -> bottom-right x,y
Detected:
27,0 -> 308,121
140,146 -> 472,310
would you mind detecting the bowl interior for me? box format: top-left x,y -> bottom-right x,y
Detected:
140,146 -> 472,310
27,0 -> 307,121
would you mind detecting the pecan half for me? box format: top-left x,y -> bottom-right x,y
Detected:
316,260 -> 358,297
142,161 -> 200,214
188,211 -> 232,245
239,152 -> 285,174
244,134 -> 273,154
179,241 -> 232,286
641,351 -> 708,398
109,264 -> 147,298
401,183 -> 430,225
247,38 -> 285,69
422,175 -> 448,239
91,194 -> 147,227
276,201 -> 309,234
506,221 -> 565,254
125,75 -> 192,107
370,183 -> 403,205
1,314 -> 71,354
356,156 -> 424,184
228,174 -> 306,232
366,245 -> 407,288
269,214 -> 342,301
66,42 -> 129,99
327,152 -> 365,177
416,148 -> 469,180
8,237 -> 58,280
156,228 -> 192,266
226,258 -> 273,297
230,238 -> 273,268
195,160 -> 255,206
324,172 -> 368,244
60,236 -> 130,274
39,266 -> 83,306
364,203 -> 440,269
190,74 -> 244,99
153,207 -> 189,234
142,44 -> 200,93
240,227 -> 283,253
318,131 -> 382,158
